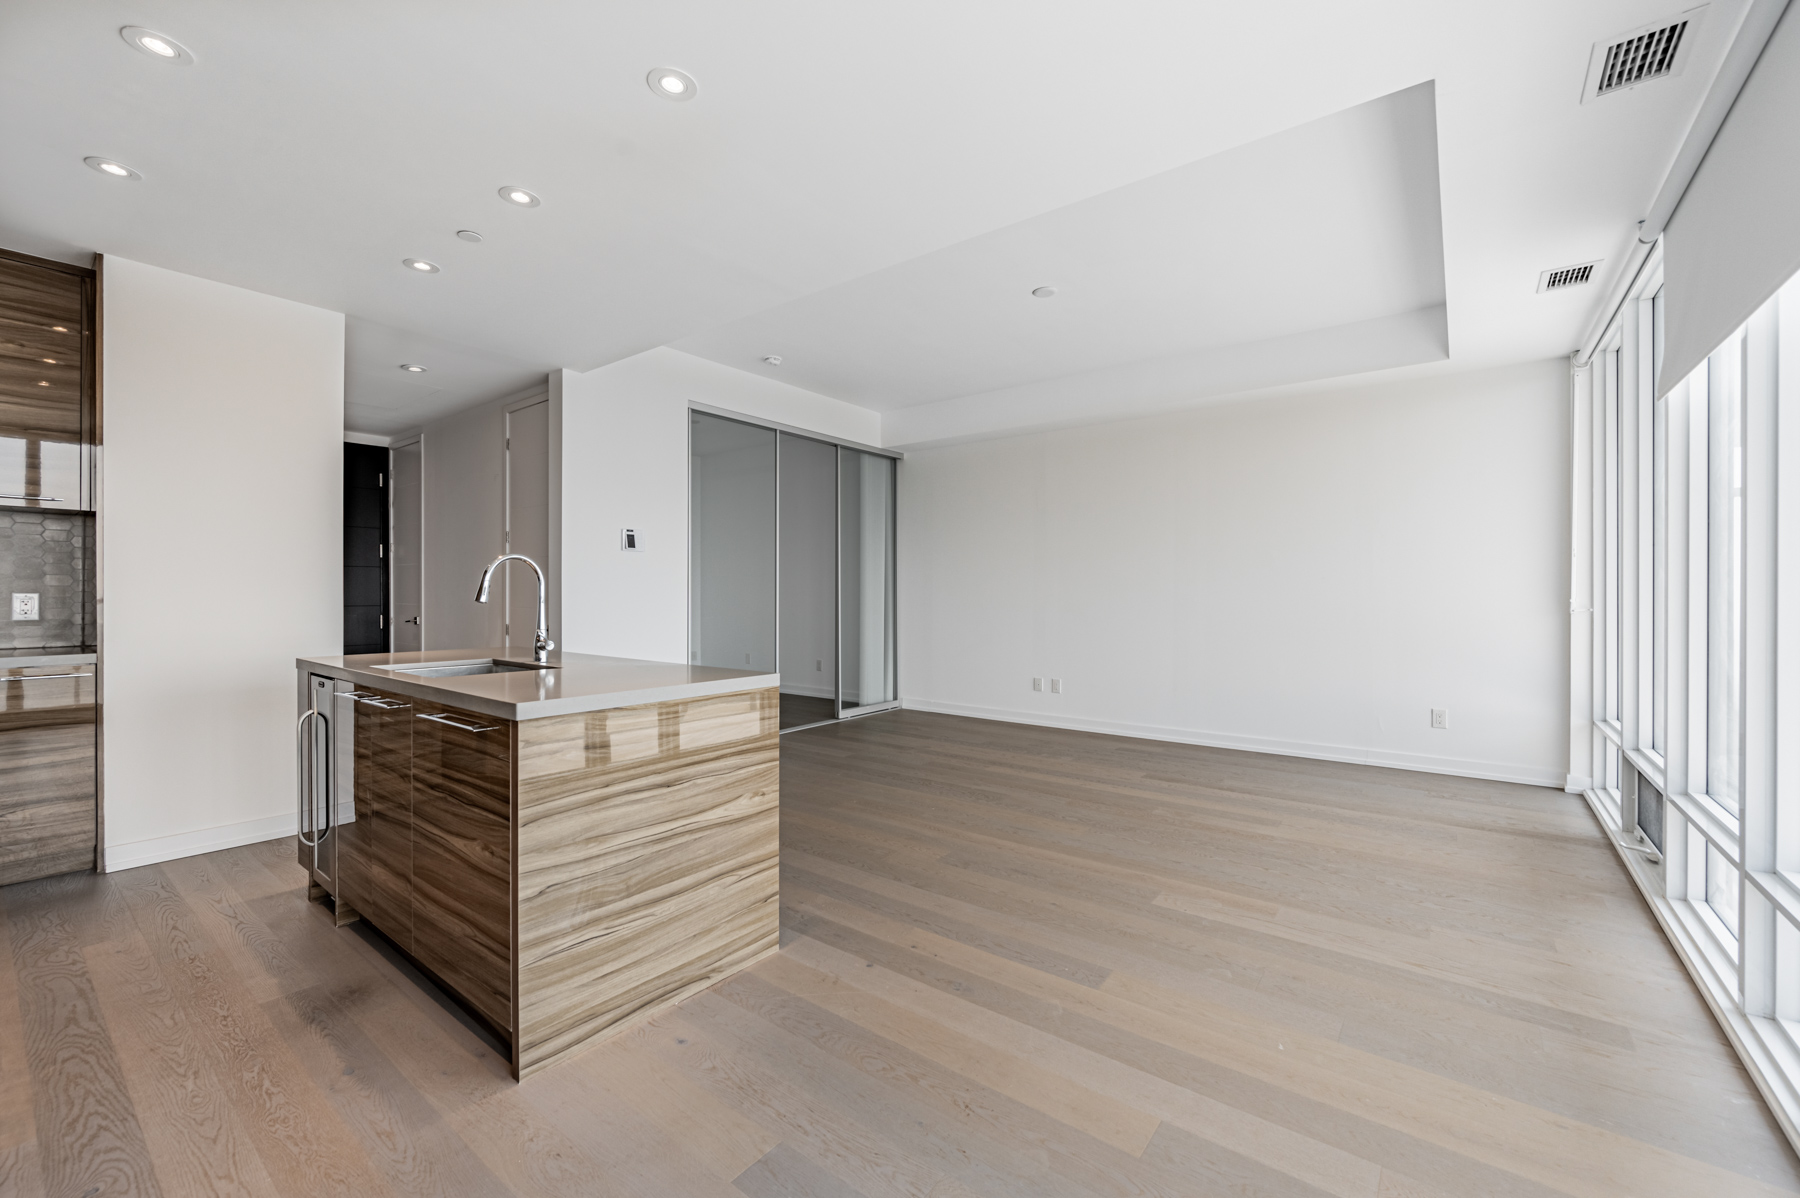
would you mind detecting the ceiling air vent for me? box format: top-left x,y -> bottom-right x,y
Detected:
1582,7 -> 1707,102
1538,261 -> 1600,293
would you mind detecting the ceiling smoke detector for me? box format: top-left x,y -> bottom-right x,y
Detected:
1582,7 -> 1707,102
1538,261 -> 1600,292
762,355 -> 783,366
399,364 -> 428,373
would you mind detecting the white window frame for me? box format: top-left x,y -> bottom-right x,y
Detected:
1573,248 -> 1800,1150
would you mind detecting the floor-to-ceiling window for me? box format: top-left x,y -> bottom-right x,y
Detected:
1577,250 -> 1800,1138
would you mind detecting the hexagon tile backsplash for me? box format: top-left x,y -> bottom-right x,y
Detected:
0,508 -> 94,650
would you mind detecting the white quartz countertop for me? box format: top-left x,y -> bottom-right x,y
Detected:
296,647 -> 777,721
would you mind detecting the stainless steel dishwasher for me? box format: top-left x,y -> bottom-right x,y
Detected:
296,671 -> 357,916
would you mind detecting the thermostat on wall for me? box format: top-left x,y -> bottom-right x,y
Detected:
621,528 -> 643,551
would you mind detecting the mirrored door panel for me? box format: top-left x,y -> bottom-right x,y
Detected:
839,448 -> 896,713
690,412 -> 776,672
779,433 -> 837,729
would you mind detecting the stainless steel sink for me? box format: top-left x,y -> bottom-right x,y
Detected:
388,660 -> 558,678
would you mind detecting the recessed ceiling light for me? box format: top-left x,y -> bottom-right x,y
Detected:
41,359 -> 55,364
120,26 -> 194,64
50,326 -> 67,333
647,67 -> 697,100
1032,286 -> 1057,298
37,382 -> 49,387
84,157 -> 141,180
762,355 -> 783,366
456,229 -> 484,243
499,187 -> 541,207
399,363 -> 428,373
402,259 -> 439,273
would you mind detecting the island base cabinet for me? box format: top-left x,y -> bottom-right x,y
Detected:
316,675 -> 779,1080
513,688 -> 779,1078
408,698 -> 513,1034
343,693 -> 413,944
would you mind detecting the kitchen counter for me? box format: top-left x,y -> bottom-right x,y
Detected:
295,647 -> 780,1079
0,647 -> 96,668
296,647 -> 778,721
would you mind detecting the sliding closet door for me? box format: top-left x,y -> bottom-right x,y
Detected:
778,433 -> 837,728
689,412 -> 776,671
838,448 -> 897,714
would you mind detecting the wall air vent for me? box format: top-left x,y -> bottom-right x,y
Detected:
1582,7 -> 1707,102
1538,261 -> 1600,293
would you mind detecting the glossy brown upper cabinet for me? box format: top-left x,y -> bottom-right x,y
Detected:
0,249 -> 96,512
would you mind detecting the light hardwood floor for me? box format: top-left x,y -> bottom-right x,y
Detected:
3,709 -> 1798,1197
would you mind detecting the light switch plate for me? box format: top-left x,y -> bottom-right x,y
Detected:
12,593 -> 39,621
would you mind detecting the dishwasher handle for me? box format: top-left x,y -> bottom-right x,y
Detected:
295,708 -> 333,848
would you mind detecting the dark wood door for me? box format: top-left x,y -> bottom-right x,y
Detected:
0,252 -> 92,511
343,690 -> 413,945
409,699 -> 512,1032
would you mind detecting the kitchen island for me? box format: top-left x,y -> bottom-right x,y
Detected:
294,648 -> 779,1079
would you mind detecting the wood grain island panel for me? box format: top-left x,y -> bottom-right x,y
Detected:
312,676 -> 779,1080
514,689 -> 779,1077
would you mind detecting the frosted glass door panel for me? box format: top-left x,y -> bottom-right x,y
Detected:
839,449 -> 896,712
779,433 -> 837,728
691,413 -> 776,672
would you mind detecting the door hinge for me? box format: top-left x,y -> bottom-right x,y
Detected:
378,544 -> 384,558
378,472 -> 384,487
379,614 -> 385,628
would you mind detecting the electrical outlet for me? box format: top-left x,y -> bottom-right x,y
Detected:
11,593 -> 38,621
1431,708 -> 1449,730
620,527 -> 643,551
1050,678 -> 1063,694
1032,677 -> 1043,692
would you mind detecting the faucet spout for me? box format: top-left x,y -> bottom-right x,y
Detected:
474,553 -> 555,664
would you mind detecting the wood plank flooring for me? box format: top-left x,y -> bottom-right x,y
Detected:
3,708 -> 1797,1197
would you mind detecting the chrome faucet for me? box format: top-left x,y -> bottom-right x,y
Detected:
475,553 -> 555,664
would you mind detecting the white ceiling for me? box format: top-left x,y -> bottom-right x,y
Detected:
0,0 -> 1747,443
676,82 -> 1447,414
343,318 -> 546,437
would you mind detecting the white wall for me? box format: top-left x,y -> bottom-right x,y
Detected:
558,347 -> 877,663
101,256 -> 343,868
899,359 -> 1570,786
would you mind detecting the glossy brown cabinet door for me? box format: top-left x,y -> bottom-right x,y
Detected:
408,699 -> 513,1032
0,668 -> 96,885
342,690 -> 414,943
0,253 -> 93,511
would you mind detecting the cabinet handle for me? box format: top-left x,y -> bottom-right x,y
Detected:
0,494 -> 62,503
416,711 -> 499,733
3,672 -> 90,682
350,693 -> 410,709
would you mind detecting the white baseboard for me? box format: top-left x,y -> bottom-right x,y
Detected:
900,698 -> 1564,789
104,810 -> 298,873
